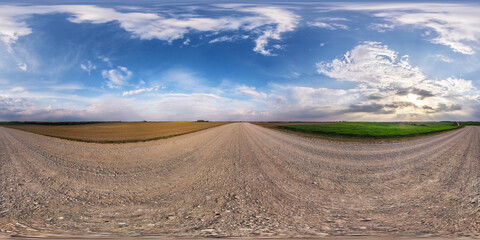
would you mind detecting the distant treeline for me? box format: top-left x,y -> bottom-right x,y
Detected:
0,121 -> 121,126
460,121 -> 480,126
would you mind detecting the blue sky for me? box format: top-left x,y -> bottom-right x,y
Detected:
1,1 -> 480,121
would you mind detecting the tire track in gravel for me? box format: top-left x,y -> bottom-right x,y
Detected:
0,123 -> 479,237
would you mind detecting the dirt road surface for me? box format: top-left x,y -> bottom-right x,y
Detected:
0,123 -> 479,238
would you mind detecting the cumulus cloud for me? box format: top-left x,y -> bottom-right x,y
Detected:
0,4 -> 299,56
333,3 -> 480,54
0,96 -> 90,121
0,96 -> 32,113
0,92 -> 263,121
102,66 -> 132,88
316,41 -> 480,119
317,41 -> 424,89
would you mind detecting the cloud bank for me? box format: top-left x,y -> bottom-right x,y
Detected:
334,3 -> 480,54
316,42 -> 480,119
0,4 -> 299,56
3,42 -> 477,121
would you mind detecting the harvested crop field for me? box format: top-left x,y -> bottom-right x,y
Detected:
3,122 -> 228,143
0,123 -> 480,238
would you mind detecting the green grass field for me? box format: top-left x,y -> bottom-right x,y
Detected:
280,122 -> 459,138
0,122 -> 24,125
460,122 -> 480,126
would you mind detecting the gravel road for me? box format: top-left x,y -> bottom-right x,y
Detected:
0,123 -> 479,238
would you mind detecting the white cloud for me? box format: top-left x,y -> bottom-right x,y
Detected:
136,93 -> 262,121
239,6 -> 299,55
272,44 -> 283,49
317,41 -> 424,89
435,54 -> 453,63
308,16 -> 349,30
101,57 -> 113,67
332,3 -> 480,54
316,17 -> 348,21
0,4 -> 299,56
235,85 -> 267,98
269,84 -> 353,108
122,86 -> 159,96
80,60 -> 96,75
209,35 -> 248,44
316,41 -> 480,119
0,9 -> 33,45
10,87 -> 25,92
101,66 -> 132,88
368,23 -> 394,32
182,38 -> 190,45
308,21 -> 348,30
17,62 -> 27,71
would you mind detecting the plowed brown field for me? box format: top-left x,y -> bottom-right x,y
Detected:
4,122 -> 228,143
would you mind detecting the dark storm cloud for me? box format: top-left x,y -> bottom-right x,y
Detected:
396,89 -> 410,96
343,103 -> 395,114
436,103 -> 462,112
384,101 -> 418,109
366,94 -> 384,100
343,101 -> 426,115
396,88 -> 435,99
271,106 -> 334,120
412,88 -> 435,99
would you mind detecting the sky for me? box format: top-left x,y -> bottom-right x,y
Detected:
1,1 -> 480,121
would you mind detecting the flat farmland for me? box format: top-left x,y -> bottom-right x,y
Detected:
255,122 -> 460,140
280,122 -> 458,138
3,122 -> 228,143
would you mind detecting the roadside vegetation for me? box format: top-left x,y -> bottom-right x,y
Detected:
2,122 -> 228,143
459,121 -> 480,126
257,122 -> 461,139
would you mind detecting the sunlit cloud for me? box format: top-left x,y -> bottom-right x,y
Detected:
122,86 -> 159,96
316,41 -> 480,119
235,85 -> 267,99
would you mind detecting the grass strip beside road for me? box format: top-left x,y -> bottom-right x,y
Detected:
2,122 -> 229,143
459,122 -> 480,126
277,122 -> 459,139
